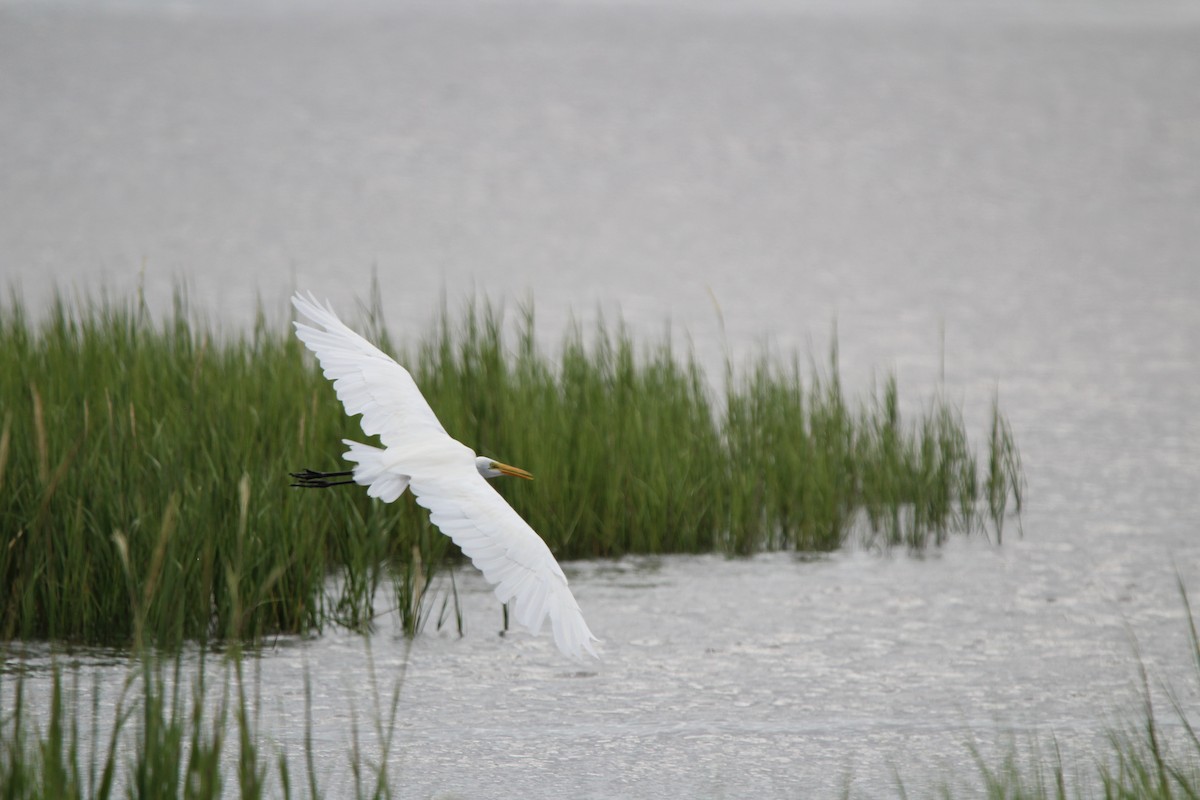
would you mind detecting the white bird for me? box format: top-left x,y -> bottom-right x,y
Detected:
289,291 -> 598,660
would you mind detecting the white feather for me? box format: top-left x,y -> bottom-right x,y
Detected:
292,291 -> 599,660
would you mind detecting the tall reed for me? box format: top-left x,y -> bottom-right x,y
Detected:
926,581 -> 1200,799
0,650 -> 359,799
0,290 -> 406,646
0,289 -> 1023,646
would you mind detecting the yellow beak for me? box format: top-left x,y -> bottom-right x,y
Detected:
491,461 -> 534,480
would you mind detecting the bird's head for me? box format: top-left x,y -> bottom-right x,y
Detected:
475,456 -> 534,481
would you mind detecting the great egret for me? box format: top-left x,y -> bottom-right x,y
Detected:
289,291 -> 599,660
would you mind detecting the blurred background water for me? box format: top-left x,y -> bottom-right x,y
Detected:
1,0 -> 1199,796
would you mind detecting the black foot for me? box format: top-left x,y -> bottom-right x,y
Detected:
290,468 -> 356,488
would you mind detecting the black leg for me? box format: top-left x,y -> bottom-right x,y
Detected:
290,468 -> 357,489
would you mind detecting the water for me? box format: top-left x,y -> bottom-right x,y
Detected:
2,0 -> 1200,796
7,545 -> 1200,797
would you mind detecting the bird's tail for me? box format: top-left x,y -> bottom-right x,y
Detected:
341,440 -> 410,503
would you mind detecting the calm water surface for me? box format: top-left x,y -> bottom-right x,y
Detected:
2,0 -> 1199,796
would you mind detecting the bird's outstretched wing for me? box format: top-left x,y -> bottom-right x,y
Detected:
409,467 -> 600,661
293,291 -> 599,660
292,291 -> 447,447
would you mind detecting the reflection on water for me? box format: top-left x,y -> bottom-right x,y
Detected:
2,0 -> 1200,795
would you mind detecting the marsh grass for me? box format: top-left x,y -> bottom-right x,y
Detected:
0,289 -> 1023,647
0,644 -> 407,800
1,651 -> 232,799
0,525 -> 406,800
916,582 -> 1200,800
